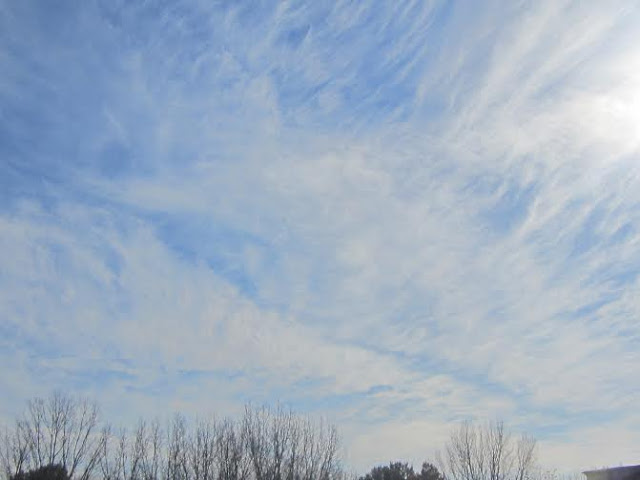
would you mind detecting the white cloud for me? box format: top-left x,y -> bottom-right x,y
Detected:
1,0 -> 640,474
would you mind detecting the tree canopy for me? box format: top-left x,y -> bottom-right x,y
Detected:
10,465 -> 69,480
359,462 -> 444,480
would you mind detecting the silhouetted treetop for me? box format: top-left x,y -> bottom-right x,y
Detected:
359,462 -> 444,480
10,464 -> 69,480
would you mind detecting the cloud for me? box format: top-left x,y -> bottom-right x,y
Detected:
1,0 -> 640,474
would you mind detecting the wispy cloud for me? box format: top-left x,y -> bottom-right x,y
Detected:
1,0 -> 640,473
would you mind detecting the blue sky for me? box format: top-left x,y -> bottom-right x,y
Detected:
1,0 -> 640,473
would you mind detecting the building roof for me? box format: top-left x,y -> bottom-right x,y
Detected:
583,465 -> 640,480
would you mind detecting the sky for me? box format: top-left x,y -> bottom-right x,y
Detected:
1,0 -> 640,474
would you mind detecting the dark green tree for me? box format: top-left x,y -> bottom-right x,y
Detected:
10,465 -> 69,480
360,462 -> 444,480
360,462 -> 416,480
417,463 -> 445,480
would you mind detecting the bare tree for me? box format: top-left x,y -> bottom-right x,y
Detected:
99,419 -> 165,480
316,421 -> 339,480
283,416 -> 300,480
166,415 -> 189,480
239,405 -> 341,480
1,393 -> 107,480
216,418 -> 250,480
513,435 -> 536,480
99,427 -> 128,480
186,419 -> 215,480
1,422 -> 30,479
146,420 -> 163,480
533,469 -> 582,480
438,421 -> 536,480
3,397 -> 343,480
242,407 -> 272,480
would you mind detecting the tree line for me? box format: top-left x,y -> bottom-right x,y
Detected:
1,394 -> 341,480
1,394 -> 540,480
358,420 -> 538,480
